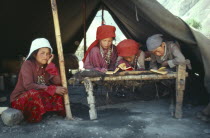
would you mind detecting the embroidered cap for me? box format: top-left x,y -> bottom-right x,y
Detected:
146,34 -> 163,51
25,38 -> 53,60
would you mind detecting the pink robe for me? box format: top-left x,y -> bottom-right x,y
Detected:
84,45 -> 118,72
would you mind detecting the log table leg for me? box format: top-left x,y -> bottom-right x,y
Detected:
175,64 -> 186,118
84,77 -> 97,120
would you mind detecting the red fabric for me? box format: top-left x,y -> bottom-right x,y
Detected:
46,85 -> 57,96
82,25 -> 116,62
45,62 -> 59,75
117,39 -> 140,57
11,89 -> 65,123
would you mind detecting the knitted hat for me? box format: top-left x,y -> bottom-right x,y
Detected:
146,34 -> 163,51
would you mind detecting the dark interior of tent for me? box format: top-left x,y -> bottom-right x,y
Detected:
1,0 -> 210,105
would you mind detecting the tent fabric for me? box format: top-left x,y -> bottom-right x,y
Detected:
1,0 -> 210,93
103,0 -> 210,93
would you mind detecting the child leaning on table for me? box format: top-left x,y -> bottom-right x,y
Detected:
146,34 -> 191,70
116,39 -> 145,71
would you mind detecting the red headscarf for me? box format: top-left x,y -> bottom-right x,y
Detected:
117,39 -> 140,57
82,25 -> 116,62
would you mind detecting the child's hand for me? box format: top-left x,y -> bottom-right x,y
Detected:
55,86 -> 67,96
161,61 -> 168,67
47,54 -> 54,64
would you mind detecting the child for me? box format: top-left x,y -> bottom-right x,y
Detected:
10,38 -> 66,123
116,39 -> 145,71
146,34 -> 186,70
83,25 -> 118,73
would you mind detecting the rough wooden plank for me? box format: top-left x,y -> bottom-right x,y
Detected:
68,72 -> 188,84
116,71 -> 152,75
84,77 -> 97,120
88,73 -> 178,81
175,64 -> 187,119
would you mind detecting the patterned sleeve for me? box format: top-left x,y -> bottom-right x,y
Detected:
45,62 -> 61,85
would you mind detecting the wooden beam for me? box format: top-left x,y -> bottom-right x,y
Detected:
50,0 -> 73,120
84,77 -> 97,120
116,71 -> 152,75
69,72 -> 188,84
83,0 -> 87,54
89,73 -> 178,81
175,64 -> 187,118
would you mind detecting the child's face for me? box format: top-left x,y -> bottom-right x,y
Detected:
35,48 -> 51,65
100,37 -> 113,49
151,42 -> 165,56
123,55 -> 135,62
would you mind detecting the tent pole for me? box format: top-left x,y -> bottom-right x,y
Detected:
83,0 -> 87,55
50,0 -> 73,120
101,4 -> 104,25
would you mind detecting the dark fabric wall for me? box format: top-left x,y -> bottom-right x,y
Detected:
0,0 -> 100,59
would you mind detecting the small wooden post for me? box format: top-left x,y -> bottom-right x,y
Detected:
175,64 -> 186,118
50,0 -> 73,120
84,77 -> 97,120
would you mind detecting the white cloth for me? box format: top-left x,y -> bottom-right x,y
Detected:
25,38 -> 53,60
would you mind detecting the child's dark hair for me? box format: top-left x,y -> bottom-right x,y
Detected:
27,49 -> 39,61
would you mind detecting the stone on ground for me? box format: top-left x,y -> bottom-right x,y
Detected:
1,108 -> 24,126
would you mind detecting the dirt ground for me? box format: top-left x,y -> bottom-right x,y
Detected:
0,84 -> 210,138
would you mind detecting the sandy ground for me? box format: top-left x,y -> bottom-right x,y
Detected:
0,85 -> 210,138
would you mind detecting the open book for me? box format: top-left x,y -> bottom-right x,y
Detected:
106,63 -> 134,75
150,67 -> 168,75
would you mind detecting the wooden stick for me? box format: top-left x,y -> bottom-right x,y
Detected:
116,71 -> 151,76
68,72 -> 188,85
84,77 -> 97,120
88,73 -> 178,81
175,64 -> 186,119
50,0 -> 73,120
83,0 -> 87,55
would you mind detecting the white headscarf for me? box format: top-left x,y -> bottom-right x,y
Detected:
25,38 -> 53,60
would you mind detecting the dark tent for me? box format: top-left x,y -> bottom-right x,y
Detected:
1,0 -> 210,94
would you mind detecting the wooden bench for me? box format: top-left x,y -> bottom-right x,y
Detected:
68,64 -> 187,120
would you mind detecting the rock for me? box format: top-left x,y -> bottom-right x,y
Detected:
1,108 -> 24,126
0,107 -> 8,114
